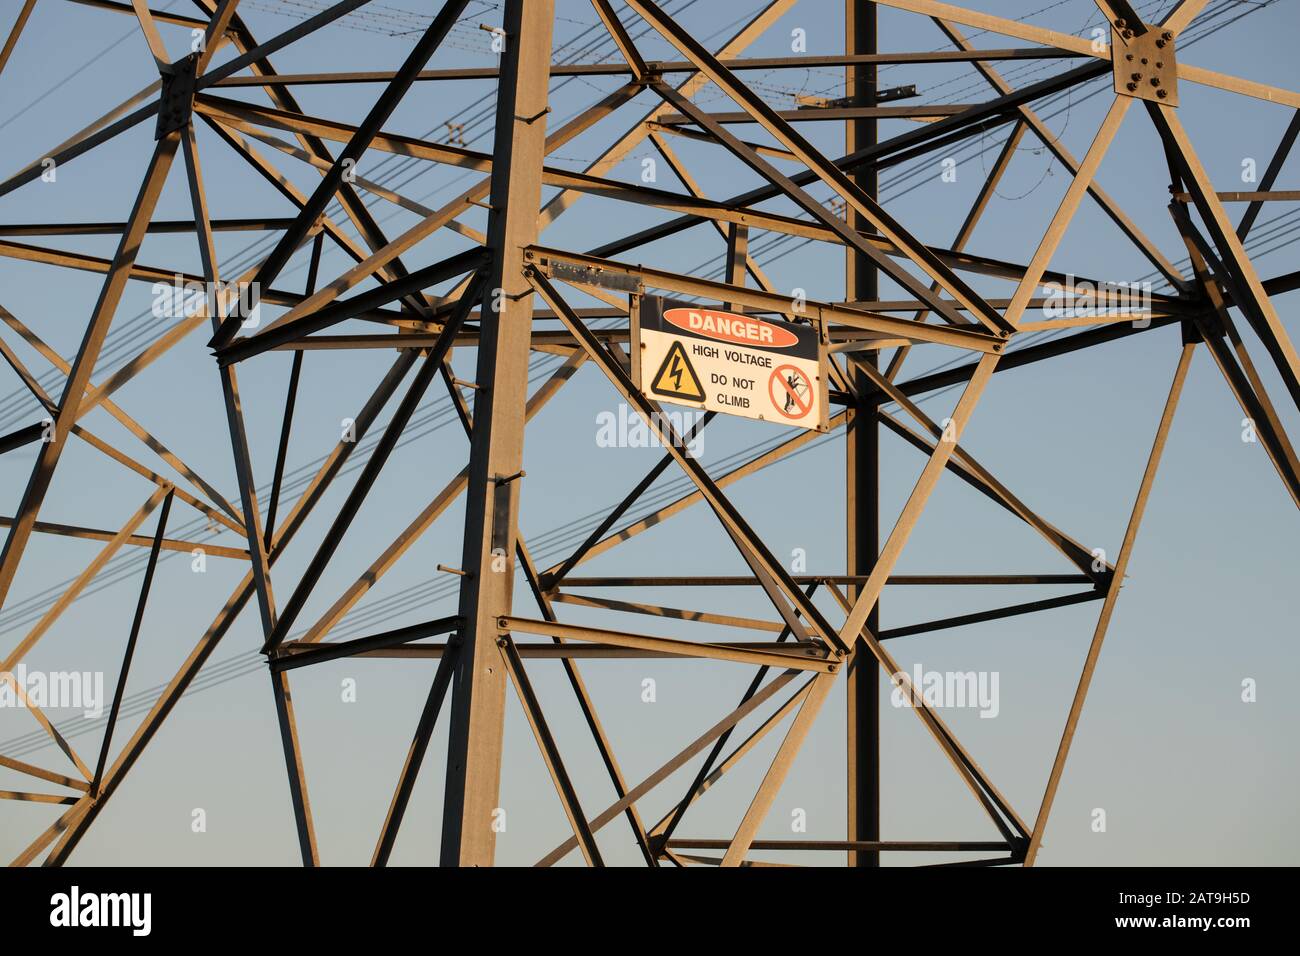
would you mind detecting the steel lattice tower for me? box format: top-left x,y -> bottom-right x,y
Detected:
0,0 -> 1296,867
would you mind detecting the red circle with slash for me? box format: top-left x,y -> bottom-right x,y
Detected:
769,365 -> 813,420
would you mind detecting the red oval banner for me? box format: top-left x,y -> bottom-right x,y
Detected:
663,307 -> 799,349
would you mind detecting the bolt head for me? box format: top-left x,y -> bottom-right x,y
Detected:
1157,88 -> 1168,99
1127,82 -> 1139,92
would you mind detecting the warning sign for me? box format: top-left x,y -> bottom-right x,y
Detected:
649,340 -> 705,402
633,296 -> 827,432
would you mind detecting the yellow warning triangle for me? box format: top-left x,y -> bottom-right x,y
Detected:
650,340 -> 705,402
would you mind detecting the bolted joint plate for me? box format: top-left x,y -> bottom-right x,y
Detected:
545,258 -> 642,294
156,53 -> 200,139
1112,25 -> 1178,106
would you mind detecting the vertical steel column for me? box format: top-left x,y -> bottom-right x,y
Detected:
845,0 -> 880,869
440,0 -> 555,867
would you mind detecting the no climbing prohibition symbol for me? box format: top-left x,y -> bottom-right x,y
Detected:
769,364 -> 813,420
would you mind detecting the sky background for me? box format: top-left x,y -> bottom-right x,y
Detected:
0,0 -> 1297,867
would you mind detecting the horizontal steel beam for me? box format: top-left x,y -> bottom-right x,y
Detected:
657,105 -> 976,124
558,574 -> 1094,587
499,616 -> 839,673
666,839 -> 1010,852
208,48 -> 1084,85
528,246 -> 1005,353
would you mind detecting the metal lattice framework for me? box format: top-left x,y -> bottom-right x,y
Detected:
0,0 -> 1296,867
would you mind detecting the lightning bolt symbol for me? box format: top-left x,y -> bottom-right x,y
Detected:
668,353 -> 684,390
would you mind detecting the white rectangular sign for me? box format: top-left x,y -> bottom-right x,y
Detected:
632,296 -> 828,432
